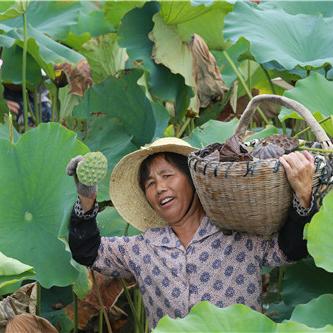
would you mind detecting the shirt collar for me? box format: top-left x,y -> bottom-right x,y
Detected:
144,216 -> 220,248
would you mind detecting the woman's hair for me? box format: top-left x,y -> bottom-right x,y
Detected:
139,152 -> 194,192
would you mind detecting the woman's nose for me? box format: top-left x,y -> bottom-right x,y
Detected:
156,179 -> 167,194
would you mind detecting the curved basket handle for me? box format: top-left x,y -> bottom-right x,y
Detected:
235,94 -> 333,149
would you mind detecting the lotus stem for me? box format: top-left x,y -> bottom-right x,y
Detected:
34,89 -> 40,125
22,10 -> 29,132
176,117 -> 191,138
8,113 -> 14,144
98,309 -> 103,333
91,270 -> 113,333
120,279 -> 143,333
298,146 -> 333,154
36,282 -> 41,316
73,291 -> 78,333
293,116 -> 331,138
222,50 -> 269,125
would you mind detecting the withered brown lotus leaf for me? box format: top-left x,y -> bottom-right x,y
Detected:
54,59 -> 93,96
64,271 -> 135,330
190,34 -> 228,108
219,135 -> 253,162
5,313 -> 57,333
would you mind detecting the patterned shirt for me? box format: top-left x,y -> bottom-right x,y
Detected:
91,216 -> 288,330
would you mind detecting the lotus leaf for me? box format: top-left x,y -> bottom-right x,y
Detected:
1,44 -> 42,87
306,191 -> 333,272
259,1 -> 333,17
154,301 -> 333,332
224,2 -> 333,70
104,1 -> 145,28
163,1 -> 233,50
0,252 -> 35,294
97,207 -> 139,237
118,2 -> 191,103
73,70 -> 168,200
279,73 -> 333,136
79,33 -> 127,84
281,258 -> 333,307
290,294 -> 333,328
184,118 -> 238,148
0,123 -> 89,288
0,1 -> 24,21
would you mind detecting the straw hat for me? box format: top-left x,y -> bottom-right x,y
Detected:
110,137 -> 196,231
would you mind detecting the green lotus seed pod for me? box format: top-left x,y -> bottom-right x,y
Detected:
77,152 -> 108,186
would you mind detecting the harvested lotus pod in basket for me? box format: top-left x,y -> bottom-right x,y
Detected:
251,135 -> 299,159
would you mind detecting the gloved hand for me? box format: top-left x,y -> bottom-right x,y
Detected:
66,156 -> 97,199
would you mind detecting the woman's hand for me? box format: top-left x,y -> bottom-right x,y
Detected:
66,156 -> 97,212
279,151 -> 315,208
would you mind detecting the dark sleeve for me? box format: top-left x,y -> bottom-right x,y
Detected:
278,200 -> 317,261
69,208 -> 101,266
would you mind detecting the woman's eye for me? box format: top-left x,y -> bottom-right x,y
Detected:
145,181 -> 154,189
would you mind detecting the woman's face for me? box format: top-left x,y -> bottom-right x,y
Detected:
143,155 -> 195,225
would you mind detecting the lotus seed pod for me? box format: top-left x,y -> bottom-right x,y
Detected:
261,135 -> 298,153
77,152 -> 108,186
252,142 -> 285,159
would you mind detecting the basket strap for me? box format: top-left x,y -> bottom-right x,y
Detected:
235,94 -> 333,149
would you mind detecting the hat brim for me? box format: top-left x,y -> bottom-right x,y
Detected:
110,139 -> 196,231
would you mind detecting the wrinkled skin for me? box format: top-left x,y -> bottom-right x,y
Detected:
279,151 -> 315,208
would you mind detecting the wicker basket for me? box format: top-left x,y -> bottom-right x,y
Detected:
189,94 -> 333,235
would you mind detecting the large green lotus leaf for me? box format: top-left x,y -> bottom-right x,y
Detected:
3,1 -> 111,42
0,1 -> 24,21
0,123 -> 89,288
0,121 -> 20,143
184,119 -> 238,148
0,252 -> 35,294
118,2 -> 191,103
97,207 -> 139,237
259,1 -> 333,17
150,13 -> 199,113
305,191 -> 333,272
1,44 -> 42,87
104,1 -> 145,28
245,125 -> 279,141
290,294 -> 333,328
79,33 -> 127,84
3,1 -> 83,40
224,2 -> 333,70
170,1 -> 233,50
279,73 -> 333,136
154,301 -> 333,333
282,258 -> 333,307
82,116 -> 138,201
151,13 -> 193,89
58,86 -> 82,121
73,69 -> 156,147
1,24 -> 84,80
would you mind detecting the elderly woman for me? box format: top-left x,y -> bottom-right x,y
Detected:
68,137 -> 316,330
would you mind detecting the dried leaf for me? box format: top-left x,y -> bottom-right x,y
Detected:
219,135 -> 252,162
54,59 -> 93,96
64,271 -> 135,330
5,313 -> 57,333
0,283 -> 36,329
190,34 -> 228,108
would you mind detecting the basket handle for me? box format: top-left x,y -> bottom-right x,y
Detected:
235,94 -> 333,149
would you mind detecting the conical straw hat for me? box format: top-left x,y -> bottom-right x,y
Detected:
110,137 -> 196,231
